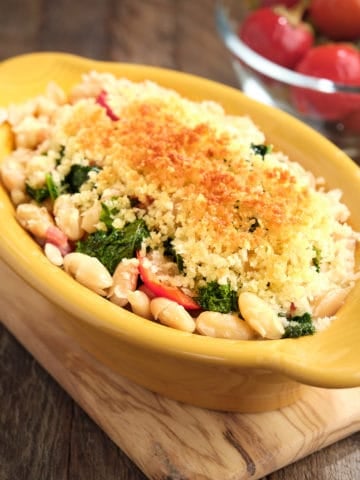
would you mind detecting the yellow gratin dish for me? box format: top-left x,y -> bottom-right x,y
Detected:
0,52 -> 359,413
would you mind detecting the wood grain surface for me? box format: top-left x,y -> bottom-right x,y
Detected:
0,0 -> 359,479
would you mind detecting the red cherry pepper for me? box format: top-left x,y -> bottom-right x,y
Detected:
260,0 -> 299,6
342,110 -> 360,134
309,0 -> 360,41
137,253 -> 200,310
239,7 -> 313,69
292,44 -> 360,121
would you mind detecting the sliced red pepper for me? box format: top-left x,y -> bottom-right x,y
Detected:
137,253 -> 200,310
138,283 -> 157,300
96,90 -> 119,121
45,226 -> 72,256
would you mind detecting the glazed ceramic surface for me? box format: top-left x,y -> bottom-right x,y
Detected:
0,53 -> 359,412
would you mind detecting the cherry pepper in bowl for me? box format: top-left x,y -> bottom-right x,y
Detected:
292,43 -> 360,121
238,5 -> 313,69
260,0 -> 300,6
309,0 -> 360,41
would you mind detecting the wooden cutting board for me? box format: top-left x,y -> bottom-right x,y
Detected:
2,291 -> 360,480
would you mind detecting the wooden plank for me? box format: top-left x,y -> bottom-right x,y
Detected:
38,0 -> 112,60
109,0 -> 179,68
0,323 -> 147,480
108,0 -> 238,88
69,402 -> 147,480
175,0 -> 239,86
0,260 -> 359,480
0,0 -> 42,59
0,324 -> 71,480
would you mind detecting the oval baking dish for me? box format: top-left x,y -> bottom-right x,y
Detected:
0,52 -> 359,413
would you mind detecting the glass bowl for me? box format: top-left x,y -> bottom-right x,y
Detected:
215,0 -> 360,162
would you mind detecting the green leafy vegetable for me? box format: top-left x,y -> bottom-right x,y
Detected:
283,312 -> 315,338
250,143 -> 271,159
25,182 -> 50,203
312,246 -> 322,273
248,217 -> 260,233
55,145 -> 66,165
24,145 -> 67,203
26,161 -> 101,203
64,164 -> 101,193
197,281 -> 238,313
45,173 -> 60,200
163,238 -> 185,273
26,173 -> 61,203
76,219 -> 149,274
99,203 -> 119,230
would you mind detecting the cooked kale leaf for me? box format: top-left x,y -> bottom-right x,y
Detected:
197,281 -> 238,313
283,312 -> 315,338
46,173 -> 60,200
163,238 -> 185,273
248,217 -> 260,233
76,218 -> 149,274
25,183 -> 50,203
250,143 -> 271,159
55,145 -> 66,165
99,203 -> 120,230
64,164 -> 101,193
312,246 -> 322,273
26,163 -> 101,202
26,172 -> 63,203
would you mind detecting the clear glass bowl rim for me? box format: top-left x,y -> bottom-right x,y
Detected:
215,1 -> 360,94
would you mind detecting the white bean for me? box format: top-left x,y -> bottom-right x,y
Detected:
81,202 -> 101,233
108,258 -> 139,307
11,188 -> 27,206
0,156 -> 26,192
313,287 -> 351,318
54,194 -> 84,241
150,297 -> 196,333
25,154 -> 54,186
238,292 -> 285,340
14,116 -> 49,149
16,203 -> 54,237
7,99 -> 36,126
35,82 -> 67,116
63,252 -> 113,296
127,290 -> 152,319
44,242 -> 63,266
196,311 -> 256,340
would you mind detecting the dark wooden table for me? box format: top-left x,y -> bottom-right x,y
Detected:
0,1 -> 359,479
